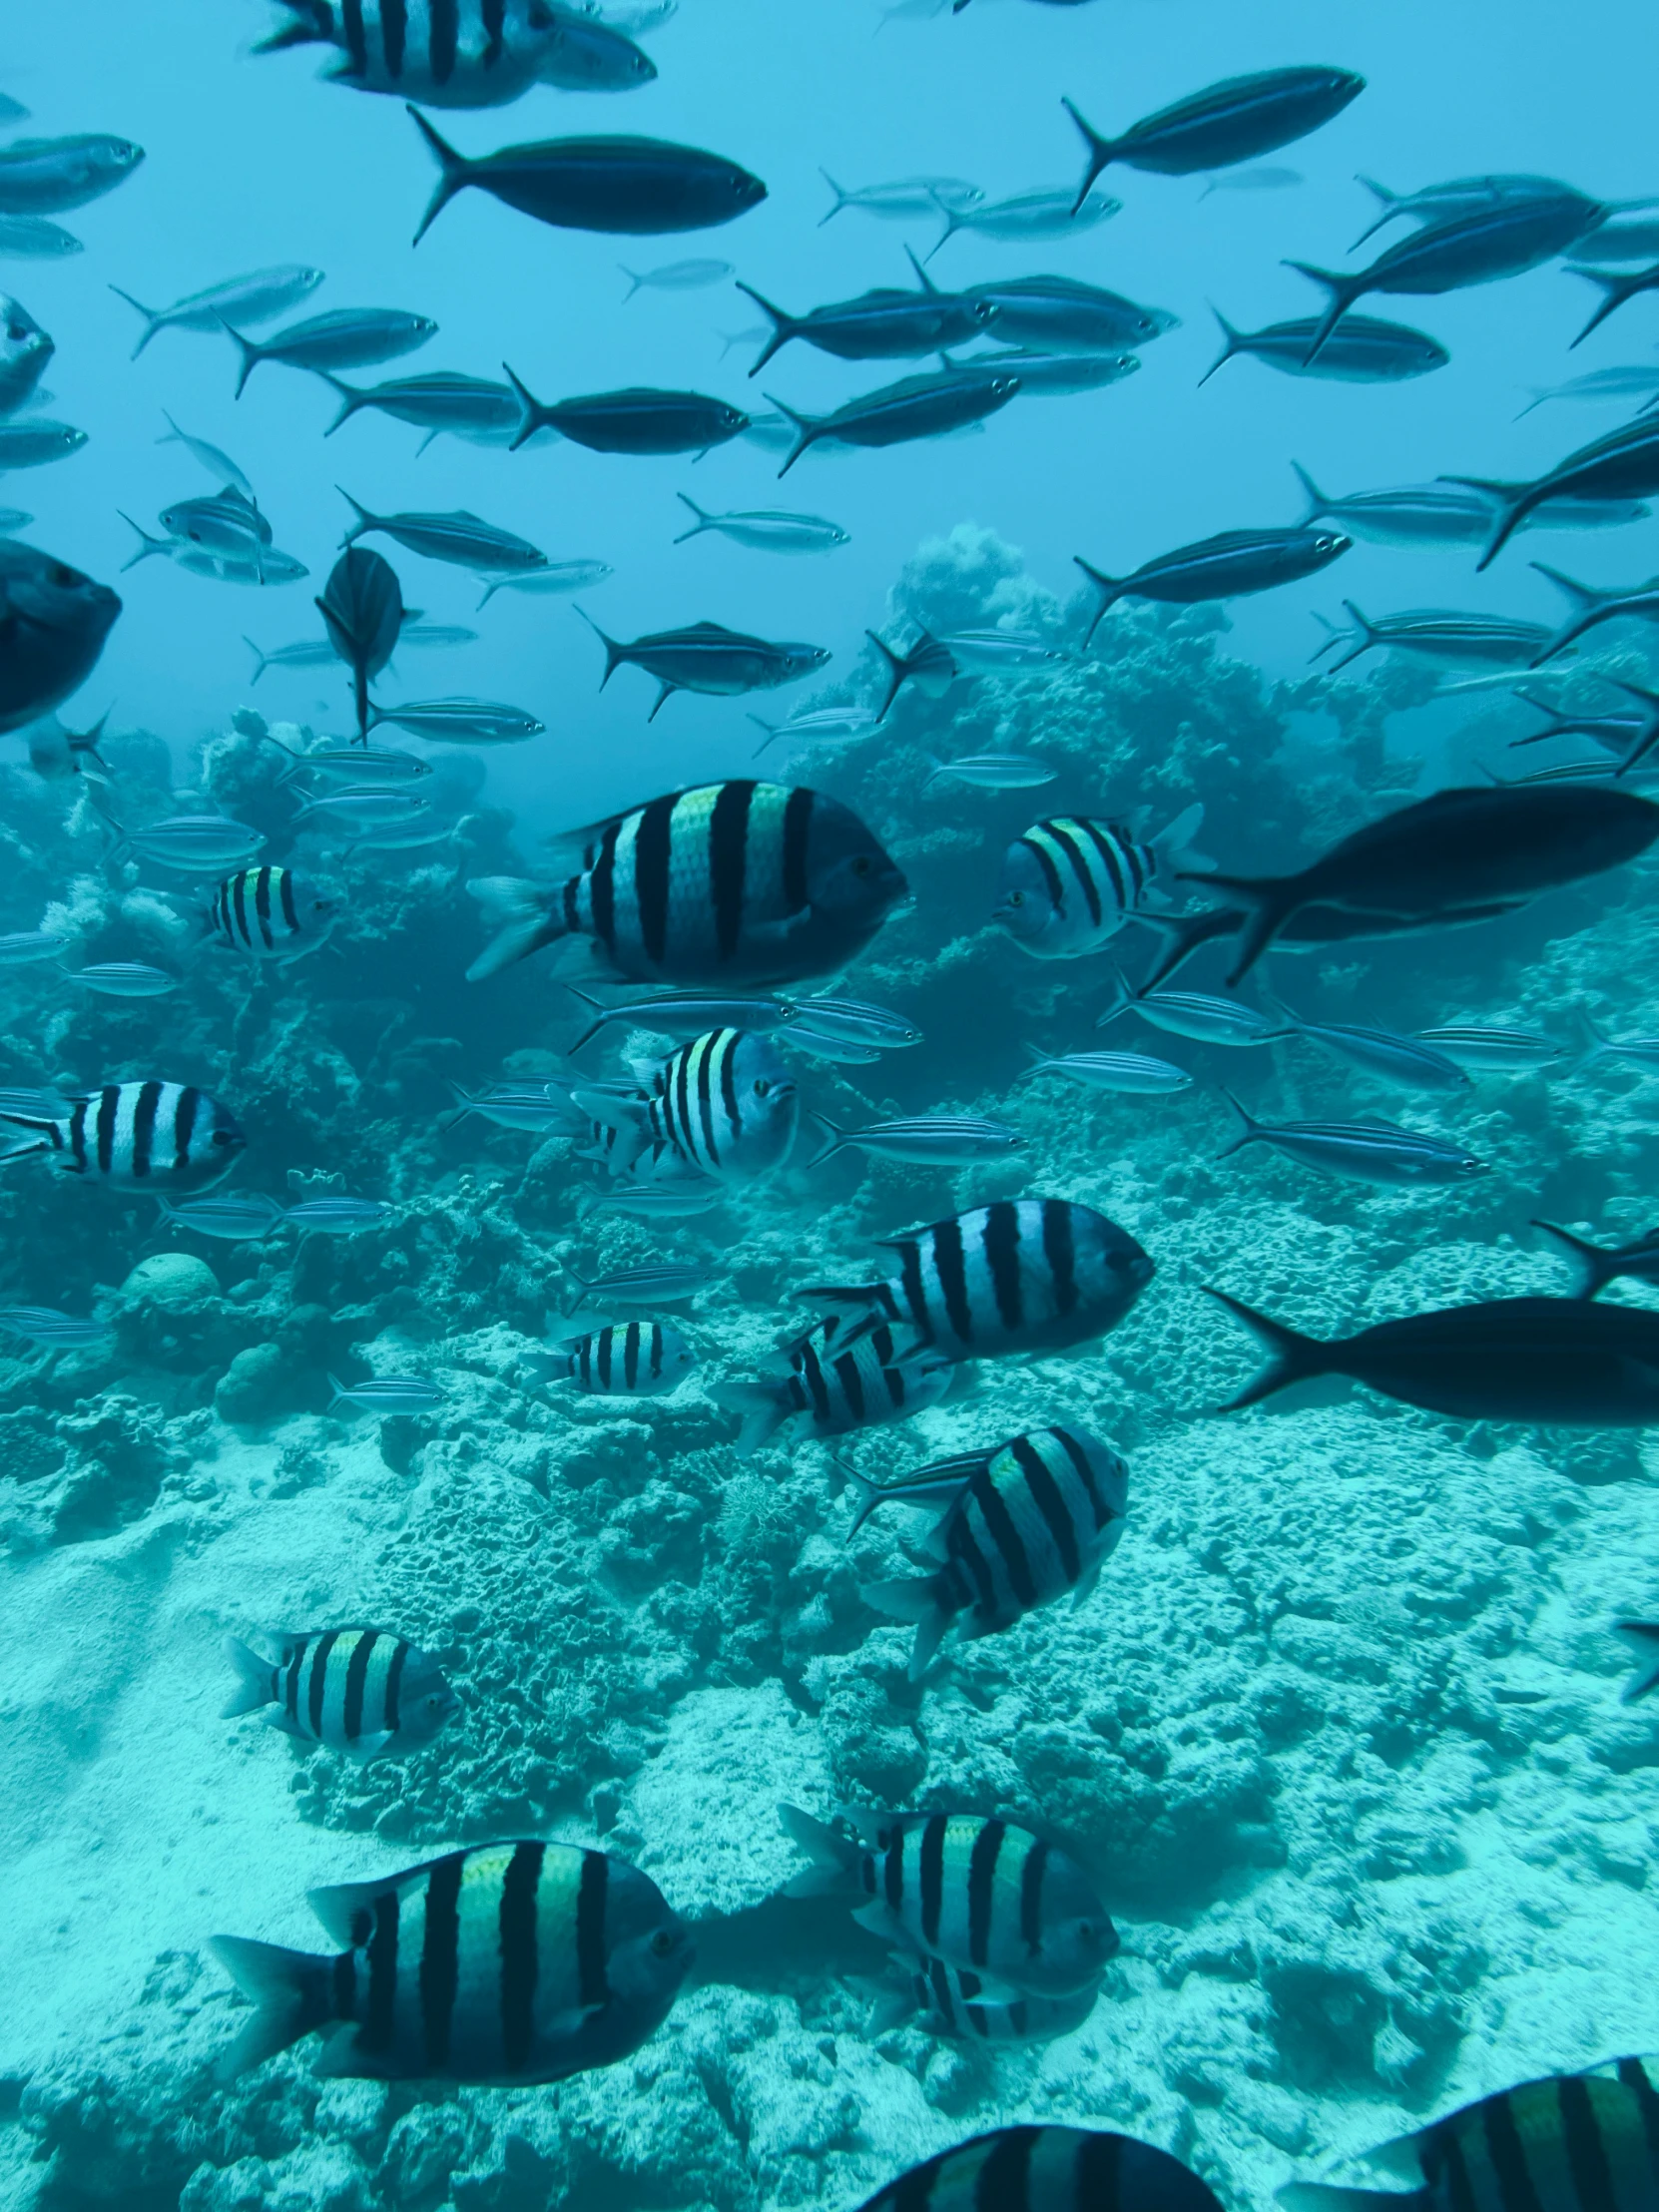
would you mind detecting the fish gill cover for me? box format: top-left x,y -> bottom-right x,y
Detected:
4,4 -> 1659,2211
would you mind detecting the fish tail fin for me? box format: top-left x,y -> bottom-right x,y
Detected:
1214,1087 -> 1262,1160
1151,800 -> 1207,872
108,284 -> 160,360
735,281 -> 795,375
464,875 -> 566,981
242,636 -> 270,685
711,1377 -> 793,1457
408,103 -> 470,246
1174,874 -> 1293,987
1073,555 -> 1122,647
748,712 -> 784,755
1322,598 -> 1377,674
1199,304 -> 1242,386
475,576 -> 504,609
1289,459 -> 1327,524
209,1935 -> 342,2083
1569,267 -> 1634,349
860,1577 -> 951,1680
253,2 -> 332,54
1615,1621 -> 1659,1702
806,1110 -> 846,1170
117,512 -> 168,571
673,490 -> 711,543
866,631 -> 906,723
1205,1286 -> 1332,1409
1094,960 -> 1132,1029
1529,560 -> 1600,612
778,1802 -> 860,1895
212,312 -> 262,400
572,601 -> 625,686
1060,96 -> 1113,216
1349,175 -> 1402,248
1530,1219 -> 1616,1300
1281,261 -> 1358,363
1433,475 -> 1533,572
1514,388 -> 1550,419
220,1634 -> 275,1720
319,372 -> 366,437
501,361 -> 553,453
764,391 -> 822,480
561,982 -> 613,1053
905,241 -> 941,291
1567,1001 -> 1614,1075
619,265 -> 644,300
334,487 -> 374,546
818,169 -> 848,225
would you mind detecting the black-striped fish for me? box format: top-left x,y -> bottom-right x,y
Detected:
804,1198 -> 1155,1364
881,1954 -> 1101,2046
0,1081 -> 245,1189
855,2128 -> 1224,2212
781,1804 -> 1115,1996
995,805 -> 1205,958
256,0 -> 567,109
209,865 -> 337,963
1279,2058 -> 1659,2212
464,782 -> 905,988
576,1028 -> 799,1184
222,1627 -> 457,1760
852,1426 -> 1131,1678
542,1321 -> 696,1396
717,1315 -> 952,1455
212,1840 -> 693,2083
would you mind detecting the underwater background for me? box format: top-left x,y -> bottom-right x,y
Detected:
7,3 -> 1659,2210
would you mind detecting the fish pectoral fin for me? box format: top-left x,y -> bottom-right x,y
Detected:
538,2002 -> 608,2040
343,1730 -> 395,1762
849,1901 -> 906,1943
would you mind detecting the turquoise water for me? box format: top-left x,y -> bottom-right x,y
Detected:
5,4 -> 1659,2209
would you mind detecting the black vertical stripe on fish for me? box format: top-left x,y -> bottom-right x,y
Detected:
931,1218 -> 973,1346
1047,821 -> 1103,928
418,1851 -> 463,2066
1618,2060 -> 1659,2174
340,0 -> 368,75
673,1033 -> 697,1161
975,1466 -> 1038,1607
285,1641 -> 302,1726
783,784 -> 814,915
332,1947 -> 356,2021
1080,819 -> 1131,911
96,1086 -> 116,1175
590,829 -> 618,956
884,1822 -> 905,1910
718,1028 -> 741,1155
132,1080 -> 161,1179
623,1324 -> 640,1389
1018,1839 -> 1049,1956
254,865 -> 274,948
1020,831 -> 1066,914
173,1085 -> 200,1174
649,1323 -> 663,1381
1055,1426 -> 1109,1525
951,1517 -> 1000,1612
381,0 -> 406,75
1012,1434 -> 1082,1582
966,1820 -> 1004,1969
278,866 -> 298,937
711,782 -> 752,962
363,1886 -> 398,2051
575,1847 -> 610,2010
833,1342 -> 866,1419
1481,2093 -> 1546,2212
918,1814 -> 947,1948
1040,1199 -> 1079,1319
482,0 -> 507,69
800,1339 -> 831,1421
308,1629 -> 339,1738
634,796 -> 674,966
1556,2077 -> 1615,2212
982,1201 -> 1024,1334
498,1841 -> 543,2072
1431,2127 -> 1480,2212
428,0 -> 459,83
341,1629 -> 377,1742
562,875 -> 581,935
67,1099 -> 86,1169
233,868 -> 251,949
697,1032 -> 721,1164
1076,2129 -> 1124,2212
383,1636 -> 406,1733
896,1240 -> 927,1338
978,2127 -> 1040,2212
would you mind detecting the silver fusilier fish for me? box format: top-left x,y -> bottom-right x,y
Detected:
225,306 -> 438,397
964,274 -> 1177,352
222,1627 -> 457,1759
565,984 -> 795,1052
0,134 -> 143,215
366,698 -> 544,745
284,1198 -> 388,1234
769,365 -> 1021,477
0,216 -> 82,259
0,1306 -> 110,1349
322,368 -> 521,447
339,490 -> 546,574
1077,526 -> 1351,644
781,995 -> 919,1048
328,1374 -> 447,1413
111,265 -> 323,358
564,1262 -> 714,1307
867,628 -> 955,721
923,752 -> 1055,792
738,257 -> 997,373
578,611 -> 829,720
475,558 -> 612,606
504,371 -> 749,457
0,418 -> 85,470
1097,968 -> 1282,1045
819,173 -> 983,225
159,1192 -> 287,1243
1062,66 -> 1364,208
673,494 -> 847,554
212,1841 -> 692,2083
1416,1024 -> 1565,1072
157,413 -> 255,498
0,294 -> 51,415
1202,308 -> 1446,384
1219,1093 -> 1485,1185
622,259 -> 731,298
1026,1046 -> 1192,1095
112,813 -> 267,874
67,962 -> 178,998
808,1114 -> 1023,1169
1259,992 -> 1470,1093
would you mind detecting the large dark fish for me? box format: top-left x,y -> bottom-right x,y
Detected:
737,255 -> 996,373
1533,1219 -> 1659,1300
964,273 -> 1176,351
1456,414 -> 1659,569
1201,308 -> 1446,384
854,2128 -> 1224,2212
769,365 -> 1020,476
576,610 -> 829,719
503,367 -> 748,454
0,538 -> 121,734
316,547 -> 403,739
1075,526 -> 1350,645
408,108 -> 767,243
1063,66 -> 1364,212
1351,170 -> 1600,248
1212,1289 -> 1659,1425
1184,783 -> 1659,983
1289,189 -> 1608,362
1136,894 -> 1529,992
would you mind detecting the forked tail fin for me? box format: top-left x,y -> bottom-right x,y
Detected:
1203,1287 -> 1333,1409
1281,260 -> 1360,363
1060,96 -> 1114,216
407,104 -> 471,247
1530,1219 -> 1620,1300
209,1934 -> 341,2081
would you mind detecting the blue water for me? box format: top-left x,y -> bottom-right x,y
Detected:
5,4 -> 1659,2210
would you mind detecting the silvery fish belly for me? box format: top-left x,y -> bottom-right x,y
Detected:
807,1199 -> 1155,1362
261,0 -> 564,107
213,1841 -> 694,2083
0,1081 -> 246,1188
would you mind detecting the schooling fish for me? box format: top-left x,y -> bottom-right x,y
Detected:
224,306 -> 437,397
819,173 -> 983,225
316,545 -> 403,740
1350,170 -> 1588,246
67,961 -> 178,998
576,1027 -> 798,1184
859,2130 -> 1225,2212
0,1081 -> 246,1189
1294,468 -> 1644,548
672,494 -> 847,554
0,1306 -> 110,1350
541,1319 -> 697,1395
808,1114 -> 1022,1169
328,1374 -> 447,1414
929,187 -> 1120,254
769,365 -> 1021,476
338,491 -> 546,576
476,559 -> 612,605
1529,563 -> 1659,665
109,811 -> 267,874
779,995 -> 919,1048
716,1314 -> 952,1453
284,1198 -> 388,1234
804,1197 -> 1154,1363
737,260 -> 996,373
0,294 -> 51,415
158,1192 -> 287,1243
0,537 -> 120,734
366,698 -> 544,745
1258,991 -> 1469,1092
852,1425 -> 1130,1678
466,781 -> 904,987
581,612 -> 828,721
781,1803 -> 1115,1995
222,1626 -> 457,1760
1026,1045 -> 1190,1096
1202,308 -> 1445,385
1097,968 -> 1281,1046
1415,1023 -> 1564,1072
995,807 -> 1206,957
0,134 -> 143,215
0,417 -> 84,469
321,368 -> 521,448
1316,602 -> 1551,672
408,108 -> 767,244
1219,1093 -> 1484,1185
966,348 -> 1140,398
963,273 -> 1176,352
0,216 -> 81,258
504,371 -> 750,456
1063,66 -> 1361,210
212,1840 -> 693,2082
1212,1291 -> 1659,1424
565,1261 -> 713,1307
868,628 -> 956,721
923,752 -> 1055,792
111,266 -> 323,359
1077,526 -> 1350,644
879,1955 -> 1100,2047
1458,413 -> 1659,570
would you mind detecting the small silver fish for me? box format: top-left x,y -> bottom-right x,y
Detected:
283,1197 -> 388,1234
1220,1094 -> 1486,1185
934,630 -> 1069,673
0,417 -> 84,469
0,929 -> 66,965
621,259 -> 733,297
292,788 -> 432,833
566,1262 -> 713,1308
566,983 -> 795,1052
327,1374 -> 447,1414
445,1080 -> 577,1135
1263,991 -> 1470,1094
1025,1047 -> 1192,1096
67,961 -> 179,998
1415,1024 -> 1566,1072
157,411 -> 255,499
366,698 -> 543,745
399,622 -> 479,649
780,994 -> 919,1048
809,1114 -> 1023,1168
0,216 -> 82,260
266,736 -> 432,785
922,752 -> 1055,791
595,1180 -> 723,1218
788,1027 -> 885,1064
673,494 -> 848,554
1571,1005 -> 1659,1075
475,559 -> 613,607
114,813 -> 267,874
0,1304 -> 109,1348
749,704 -> 878,754
1098,968 -> 1282,1046
159,1192 -> 287,1243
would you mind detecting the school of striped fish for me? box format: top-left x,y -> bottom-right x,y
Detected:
10,3 -> 1659,2210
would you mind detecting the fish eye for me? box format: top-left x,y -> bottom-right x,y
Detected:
753,1077 -> 772,1097
48,563 -> 78,588
1006,888 -> 1025,907
852,854 -> 872,877
650,1928 -> 677,1957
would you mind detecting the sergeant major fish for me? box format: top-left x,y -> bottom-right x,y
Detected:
257,0 -> 578,109
540,1320 -> 696,1395
0,1081 -> 246,1189
212,1840 -> 693,2082
575,1027 -> 799,1184
995,807 -> 1206,957
222,1626 -> 457,1760
880,1957 -> 1101,2048
716,1314 -> 952,1454
859,2129 -> 1224,2212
